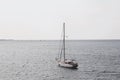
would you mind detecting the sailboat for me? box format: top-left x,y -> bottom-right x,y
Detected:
56,22 -> 78,68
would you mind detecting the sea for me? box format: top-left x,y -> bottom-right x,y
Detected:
0,40 -> 120,80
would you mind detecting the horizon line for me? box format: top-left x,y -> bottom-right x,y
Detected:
0,39 -> 120,41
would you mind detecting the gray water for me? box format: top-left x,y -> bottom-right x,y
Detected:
0,40 -> 120,80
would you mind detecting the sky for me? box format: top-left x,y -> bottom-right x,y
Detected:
0,0 -> 120,40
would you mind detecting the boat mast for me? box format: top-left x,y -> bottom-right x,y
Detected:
63,22 -> 65,62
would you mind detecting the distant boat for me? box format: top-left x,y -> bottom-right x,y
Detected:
56,22 -> 78,68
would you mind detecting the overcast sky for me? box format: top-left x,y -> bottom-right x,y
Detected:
0,0 -> 120,40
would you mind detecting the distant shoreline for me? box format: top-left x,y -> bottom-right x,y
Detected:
0,39 -> 14,41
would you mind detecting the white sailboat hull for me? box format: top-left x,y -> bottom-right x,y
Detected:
59,62 -> 73,67
58,60 -> 78,68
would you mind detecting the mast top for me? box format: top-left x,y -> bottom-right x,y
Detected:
63,22 -> 65,26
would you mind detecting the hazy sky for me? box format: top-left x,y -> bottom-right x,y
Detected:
0,0 -> 120,40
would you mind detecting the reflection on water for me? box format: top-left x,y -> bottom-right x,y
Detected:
0,40 -> 120,80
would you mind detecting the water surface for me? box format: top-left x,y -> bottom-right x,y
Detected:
0,40 -> 120,80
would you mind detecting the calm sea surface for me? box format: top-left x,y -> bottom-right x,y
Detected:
0,40 -> 120,80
